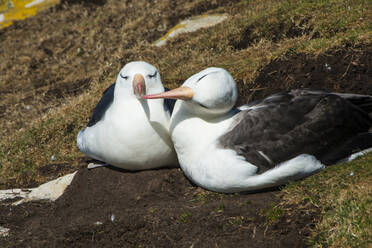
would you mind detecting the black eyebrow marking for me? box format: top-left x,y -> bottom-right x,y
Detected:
196,71 -> 219,83
149,71 -> 157,78
197,74 -> 208,82
120,73 -> 128,79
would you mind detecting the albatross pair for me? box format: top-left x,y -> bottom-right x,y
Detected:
78,62 -> 372,193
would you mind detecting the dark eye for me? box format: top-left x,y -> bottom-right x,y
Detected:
120,73 -> 128,80
148,71 -> 157,78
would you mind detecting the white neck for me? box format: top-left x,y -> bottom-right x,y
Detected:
170,101 -> 234,150
170,101 -> 247,190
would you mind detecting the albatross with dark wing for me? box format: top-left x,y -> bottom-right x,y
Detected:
143,67 -> 372,193
77,61 -> 178,170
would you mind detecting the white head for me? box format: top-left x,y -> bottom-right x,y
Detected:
115,61 -> 164,99
142,67 -> 237,117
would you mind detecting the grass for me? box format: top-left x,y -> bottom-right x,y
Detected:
283,153 -> 372,247
0,0 -> 371,246
260,205 -> 285,225
190,190 -> 225,205
215,203 -> 225,213
179,212 -> 192,223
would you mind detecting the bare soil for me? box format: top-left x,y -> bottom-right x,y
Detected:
238,44 -> 372,105
0,165 -> 318,247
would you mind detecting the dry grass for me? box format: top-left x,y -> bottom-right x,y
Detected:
0,0 -> 371,246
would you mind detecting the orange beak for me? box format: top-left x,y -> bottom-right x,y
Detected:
133,74 -> 146,98
142,86 -> 194,100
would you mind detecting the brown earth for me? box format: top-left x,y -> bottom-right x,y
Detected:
0,0 -> 371,247
237,44 -> 372,105
0,165 -> 318,248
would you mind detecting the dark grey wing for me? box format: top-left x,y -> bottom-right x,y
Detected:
219,89 -> 372,173
332,92 -> 372,114
87,83 -> 115,127
164,87 -> 176,115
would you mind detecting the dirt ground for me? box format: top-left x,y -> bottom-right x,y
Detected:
0,0 -> 371,247
0,165 -> 318,247
237,44 -> 372,105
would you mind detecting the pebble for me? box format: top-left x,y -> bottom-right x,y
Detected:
0,226 -> 10,237
324,63 -> 331,71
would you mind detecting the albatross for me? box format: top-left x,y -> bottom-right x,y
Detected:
142,67 -> 372,193
77,61 -> 178,170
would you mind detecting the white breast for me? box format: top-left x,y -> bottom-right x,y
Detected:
78,98 -> 177,170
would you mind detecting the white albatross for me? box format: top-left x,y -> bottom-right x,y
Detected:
142,67 -> 372,193
77,61 -> 178,170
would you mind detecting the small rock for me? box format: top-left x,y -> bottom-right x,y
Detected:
25,105 -> 30,110
0,172 -> 77,205
324,63 -> 331,71
0,226 -> 10,237
77,47 -> 84,56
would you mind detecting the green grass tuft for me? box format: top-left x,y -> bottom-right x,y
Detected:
260,205 -> 284,225
179,212 -> 192,223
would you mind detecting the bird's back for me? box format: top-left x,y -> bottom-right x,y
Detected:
219,89 -> 372,172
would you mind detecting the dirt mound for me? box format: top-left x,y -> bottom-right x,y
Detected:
237,44 -> 372,105
0,167 -> 317,247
